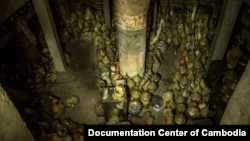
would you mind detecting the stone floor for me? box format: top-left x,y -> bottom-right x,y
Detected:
48,40 -> 100,124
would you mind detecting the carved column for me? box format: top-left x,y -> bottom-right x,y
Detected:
113,0 -> 150,77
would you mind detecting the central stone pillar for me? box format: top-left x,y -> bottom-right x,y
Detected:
113,0 -> 150,77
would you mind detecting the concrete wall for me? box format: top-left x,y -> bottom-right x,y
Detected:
220,60 -> 250,124
0,84 -> 35,141
205,0 -> 242,71
0,0 -> 29,23
32,0 -> 67,72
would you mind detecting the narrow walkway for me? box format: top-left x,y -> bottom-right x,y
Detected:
49,39 -> 100,124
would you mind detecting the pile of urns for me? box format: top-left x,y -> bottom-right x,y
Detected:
158,5 -> 214,125
81,6 -> 214,124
